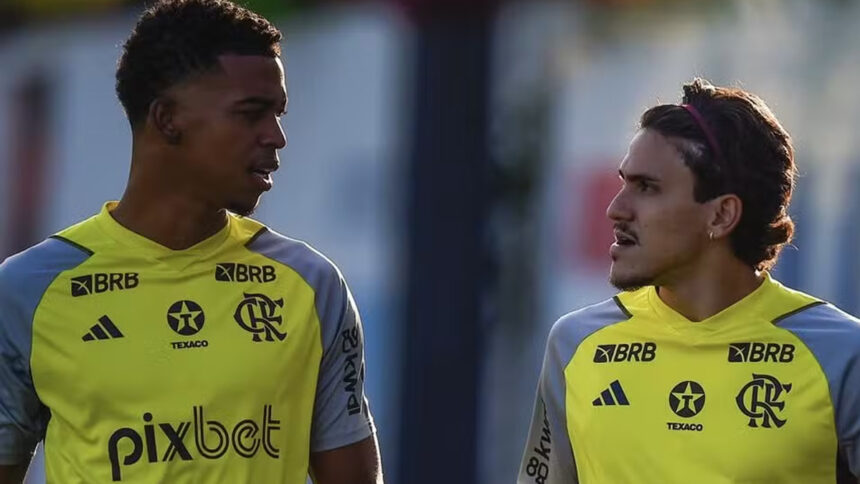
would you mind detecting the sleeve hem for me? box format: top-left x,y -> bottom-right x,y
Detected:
310,425 -> 374,453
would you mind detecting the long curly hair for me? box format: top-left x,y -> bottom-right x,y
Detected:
640,78 -> 796,271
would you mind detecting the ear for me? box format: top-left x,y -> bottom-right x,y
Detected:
707,193 -> 743,240
148,96 -> 182,145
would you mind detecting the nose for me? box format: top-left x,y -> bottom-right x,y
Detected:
606,188 -> 632,222
261,116 -> 287,150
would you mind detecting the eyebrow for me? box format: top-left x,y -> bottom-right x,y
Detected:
234,96 -> 287,111
619,170 -> 660,184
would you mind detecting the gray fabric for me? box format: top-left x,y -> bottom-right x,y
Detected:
0,238 -> 91,464
777,302 -> 860,477
246,229 -> 374,452
518,298 -> 631,484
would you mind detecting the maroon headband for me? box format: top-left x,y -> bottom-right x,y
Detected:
681,104 -> 724,161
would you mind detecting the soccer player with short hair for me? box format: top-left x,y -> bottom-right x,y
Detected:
0,1 -> 382,482
518,79 -> 860,483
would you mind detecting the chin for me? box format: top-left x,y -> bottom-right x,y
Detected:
226,200 -> 259,217
609,265 -> 654,291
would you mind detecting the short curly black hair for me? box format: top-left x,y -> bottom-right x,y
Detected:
116,0 -> 282,128
640,78 -> 796,271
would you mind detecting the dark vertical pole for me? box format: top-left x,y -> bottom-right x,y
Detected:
5,72 -> 52,258
399,4 -> 495,484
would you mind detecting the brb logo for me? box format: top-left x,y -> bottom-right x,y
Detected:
234,293 -> 286,342
71,273 -> 139,297
107,405 -> 280,481
728,343 -> 795,363
215,263 -> 276,283
593,342 -> 656,363
736,373 -> 792,428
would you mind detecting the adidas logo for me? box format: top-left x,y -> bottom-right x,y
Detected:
592,380 -> 629,406
82,316 -> 124,341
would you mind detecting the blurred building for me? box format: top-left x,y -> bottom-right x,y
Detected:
3,1 -> 860,483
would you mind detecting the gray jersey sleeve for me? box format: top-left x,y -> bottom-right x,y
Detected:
518,297 -> 630,484
309,277 -> 375,451
246,229 -> 375,452
517,326 -> 578,484
0,238 -> 90,465
777,302 -> 860,478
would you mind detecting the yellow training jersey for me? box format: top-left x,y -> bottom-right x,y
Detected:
519,275 -> 860,484
0,202 -> 375,483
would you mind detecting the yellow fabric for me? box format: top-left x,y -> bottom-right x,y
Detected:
565,276 -> 837,483
31,203 -> 322,483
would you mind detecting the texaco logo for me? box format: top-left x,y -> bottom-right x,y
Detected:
167,300 -> 205,336
669,381 -> 706,418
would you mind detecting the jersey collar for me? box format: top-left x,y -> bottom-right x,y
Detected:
94,201 -> 233,266
646,273 -> 775,333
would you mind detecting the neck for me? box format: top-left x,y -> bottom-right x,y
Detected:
656,252 -> 764,322
111,147 -> 228,250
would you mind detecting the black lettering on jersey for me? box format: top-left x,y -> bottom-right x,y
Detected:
340,329 -> 363,416
71,273 -> 139,297
170,340 -> 209,350
341,327 -> 359,353
666,422 -> 703,432
534,405 -> 551,461
593,342 -> 657,363
215,263 -> 276,283
728,343 -> 795,363
525,405 -> 552,483
343,353 -> 359,394
107,406 -> 280,481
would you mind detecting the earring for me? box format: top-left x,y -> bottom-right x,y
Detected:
708,231 -> 715,241
167,131 -> 182,145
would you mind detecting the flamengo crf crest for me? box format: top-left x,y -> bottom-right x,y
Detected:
736,373 -> 791,428
234,292 -> 287,342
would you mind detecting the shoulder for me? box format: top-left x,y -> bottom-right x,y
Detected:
241,222 -> 342,287
0,236 -> 92,289
237,220 -> 357,347
234,218 -> 345,307
0,235 -> 92,331
546,296 -> 633,360
776,300 -> 860,348
772,285 -> 860,388
774,295 -> 860,431
53,213 -> 101,252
